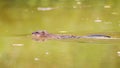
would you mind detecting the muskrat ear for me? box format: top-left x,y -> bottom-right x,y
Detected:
41,30 -> 49,34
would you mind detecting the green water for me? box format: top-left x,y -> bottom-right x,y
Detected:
0,0 -> 120,68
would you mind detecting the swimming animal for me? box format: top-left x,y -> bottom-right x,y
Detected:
32,30 -> 111,41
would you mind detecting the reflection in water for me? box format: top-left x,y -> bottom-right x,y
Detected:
111,12 -> 118,15
117,51 -> 120,56
94,18 -> 102,23
76,1 -> 81,5
37,7 -> 56,11
119,24 -> 120,27
104,5 -> 111,8
12,43 -> 24,47
34,57 -> 40,61
45,51 -> 49,55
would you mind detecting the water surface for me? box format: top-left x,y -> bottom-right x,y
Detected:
0,0 -> 120,68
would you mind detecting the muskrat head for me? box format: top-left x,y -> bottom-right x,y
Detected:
32,30 -> 49,36
32,30 -> 49,41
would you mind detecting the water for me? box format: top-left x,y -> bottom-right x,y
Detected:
0,0 -> 120,68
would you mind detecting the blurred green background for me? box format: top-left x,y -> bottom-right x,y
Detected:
0,0 -> 120,68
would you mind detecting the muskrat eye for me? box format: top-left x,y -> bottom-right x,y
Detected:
32,31 -> 40,34
35,32 -> 40,33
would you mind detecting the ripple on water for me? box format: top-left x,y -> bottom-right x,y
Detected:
112,12 -> 118,15
58,31 -> 68,33
75,0 -> 80,1
104,22 -> 112,24
45,51 -> 49,55
118,24 -> 120,27
73,6 -> 77,8
12,44 -> 24,47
